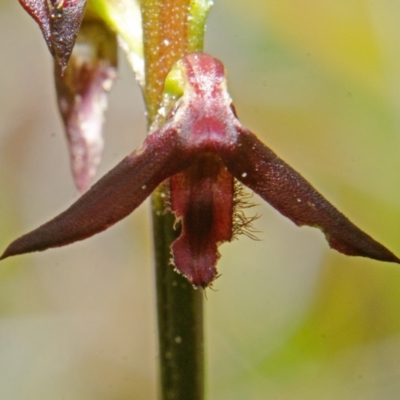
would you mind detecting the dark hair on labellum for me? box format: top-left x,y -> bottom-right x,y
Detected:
202,278 -> 221,297
232,179 -> 260,241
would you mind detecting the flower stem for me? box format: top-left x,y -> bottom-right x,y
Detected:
152,190 -> 204,400
141,0 -> 211,398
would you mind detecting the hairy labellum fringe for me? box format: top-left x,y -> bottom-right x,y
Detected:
232,179 -> 260,241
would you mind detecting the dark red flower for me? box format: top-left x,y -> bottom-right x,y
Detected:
20,0 -> 117,192
1,53 -> 399,287
54,18 -> 118,192
19,0 -> 86,71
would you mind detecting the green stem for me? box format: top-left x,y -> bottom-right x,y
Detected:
152,190 -> 204,400
141,1 -> 211,399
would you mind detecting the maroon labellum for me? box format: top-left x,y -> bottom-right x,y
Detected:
1,53 -> 399,287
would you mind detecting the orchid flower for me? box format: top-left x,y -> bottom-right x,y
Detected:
19,0 -> 144,192
2,52 -> 399,287
54,17 -> 118,192
19,0 -> 86,72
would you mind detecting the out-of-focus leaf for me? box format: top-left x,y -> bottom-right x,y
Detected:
86,0 -> 144,85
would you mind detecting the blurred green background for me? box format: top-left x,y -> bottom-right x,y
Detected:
1,0 -> 400,399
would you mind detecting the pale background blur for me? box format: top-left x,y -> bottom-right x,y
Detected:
1,0 -> 400,399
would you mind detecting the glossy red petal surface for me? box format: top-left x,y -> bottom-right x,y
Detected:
170,155 -> 234,287
221,126 -> 400,264
0,128 -> 187,260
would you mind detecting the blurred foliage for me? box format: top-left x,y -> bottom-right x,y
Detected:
0,0 -> 400,399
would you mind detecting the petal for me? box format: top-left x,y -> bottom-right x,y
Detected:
19,0 -> 86,70
51,0 -> 87,71
55,18 -> 118,192
18,0 -> 53,51
170,155 -> 234,287
221,126 -> 400,263
0,128 -> 187,260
